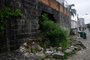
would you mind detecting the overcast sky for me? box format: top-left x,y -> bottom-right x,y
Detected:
66,0 -> 90,24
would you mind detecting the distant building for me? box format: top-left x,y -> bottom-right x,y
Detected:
78,18 -> 85,27
78,18 -> 85,31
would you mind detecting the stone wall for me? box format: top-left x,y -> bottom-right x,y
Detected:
0,0 -> 71,52
0,0 -> 39,52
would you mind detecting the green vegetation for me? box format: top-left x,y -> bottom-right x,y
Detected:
69,4 -> 76,17
0,7 -> 22,33
39,13 -> 69,49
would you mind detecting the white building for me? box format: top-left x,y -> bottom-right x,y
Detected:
71,20 -> 78,29
71,20 -> 78,34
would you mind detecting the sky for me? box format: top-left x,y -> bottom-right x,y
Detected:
66,0 -> 90,24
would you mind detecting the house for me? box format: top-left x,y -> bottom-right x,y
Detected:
71,20 -> 78,29
71,20 -> 78,34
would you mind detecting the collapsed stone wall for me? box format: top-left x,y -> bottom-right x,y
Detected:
0,0 -> 71,52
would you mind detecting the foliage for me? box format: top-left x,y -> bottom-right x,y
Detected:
0,7 -> 22,32
39,13 -> 69,48
63,52 -> 68,60
70,9 -> 76,16
69,4 -> 76,17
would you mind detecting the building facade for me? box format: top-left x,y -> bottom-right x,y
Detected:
71,20 -> 78,34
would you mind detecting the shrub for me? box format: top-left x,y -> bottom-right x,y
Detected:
39,13 -> 69,48
0,7 -> 22,32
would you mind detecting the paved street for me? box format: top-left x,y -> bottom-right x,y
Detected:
68,29 -> 90,60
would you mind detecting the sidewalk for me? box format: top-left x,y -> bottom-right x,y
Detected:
68,29 -> 90,60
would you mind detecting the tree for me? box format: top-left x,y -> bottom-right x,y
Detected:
68,4 -> 76,35
69,4 -> 76,17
